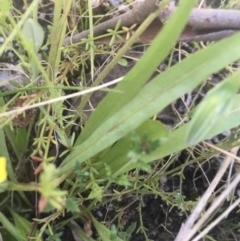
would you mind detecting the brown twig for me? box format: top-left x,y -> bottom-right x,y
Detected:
63,3 -> 240,45
63,0 -> 157,46
158,6 -> 240,42
159,6 -> 240,30
179,29 -> 238,42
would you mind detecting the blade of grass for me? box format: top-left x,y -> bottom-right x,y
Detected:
0,0 -> 38,56
70,0 -> 167,132
59,30 -> 240,176
144,94 -> 240,163
47,0 -> 72,78
0,96 -> 32,206
77,0 -> 195,144
120,78 -> 240,175
9,208 -> 32,241
91,215 -> 124,241
68,222 -> 96,241
87,0 -> 94,78
91,120 -> 168,176
0,212 -> 24,241
111,94 -> 240,177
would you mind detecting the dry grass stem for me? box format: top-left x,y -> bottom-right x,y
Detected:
192,197 -> 240,241
175,147 -> 239,241
0,77 -> 123,118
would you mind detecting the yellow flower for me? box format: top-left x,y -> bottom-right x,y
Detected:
0,157 -> 7,183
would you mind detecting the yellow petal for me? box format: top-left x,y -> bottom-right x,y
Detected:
0,157 -> 7,183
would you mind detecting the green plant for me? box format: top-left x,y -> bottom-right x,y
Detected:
44,228 -> 63,241
1,0 -> 240,240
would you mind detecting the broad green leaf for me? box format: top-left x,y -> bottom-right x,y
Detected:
66,198 -> 80,213
187,72 -> 240,145
0,0 -> 11,20
99,92 -> 240,177
118,58 -> 128,67
114,175 -> 131,187
142,94 -> 240,165
135,119 -> 168,139
91,120 -> 167,176
22,18 -> 44,53
22,18 -> 44,78
76,0 -> 196,144
59,31 -> 240,176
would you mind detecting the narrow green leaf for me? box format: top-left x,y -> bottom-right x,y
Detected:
0,228 -> 18,241
77,0 -> 196,144
68,223 -> 96,241
101,93 -> 240,177
0,99 -> 32,205
0,128 -> 17,183
0,212 -> 24,241
110,224 -> 118,241
142,94 -> 240,165
15,127 -> 28,157
9,209 -> 31,240
126,222 -> 137,235
59,31 -> 240,176
3,127 -> 20,161
73,0 -> 169,130
0,0 -> 39,56
91,215 -> 124,241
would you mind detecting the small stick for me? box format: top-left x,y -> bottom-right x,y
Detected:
63,0 -> 157,46
179,29 -> 238,42
174,147 -> 239,241
63,3 -> 240,45
159,6 -> 240,30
